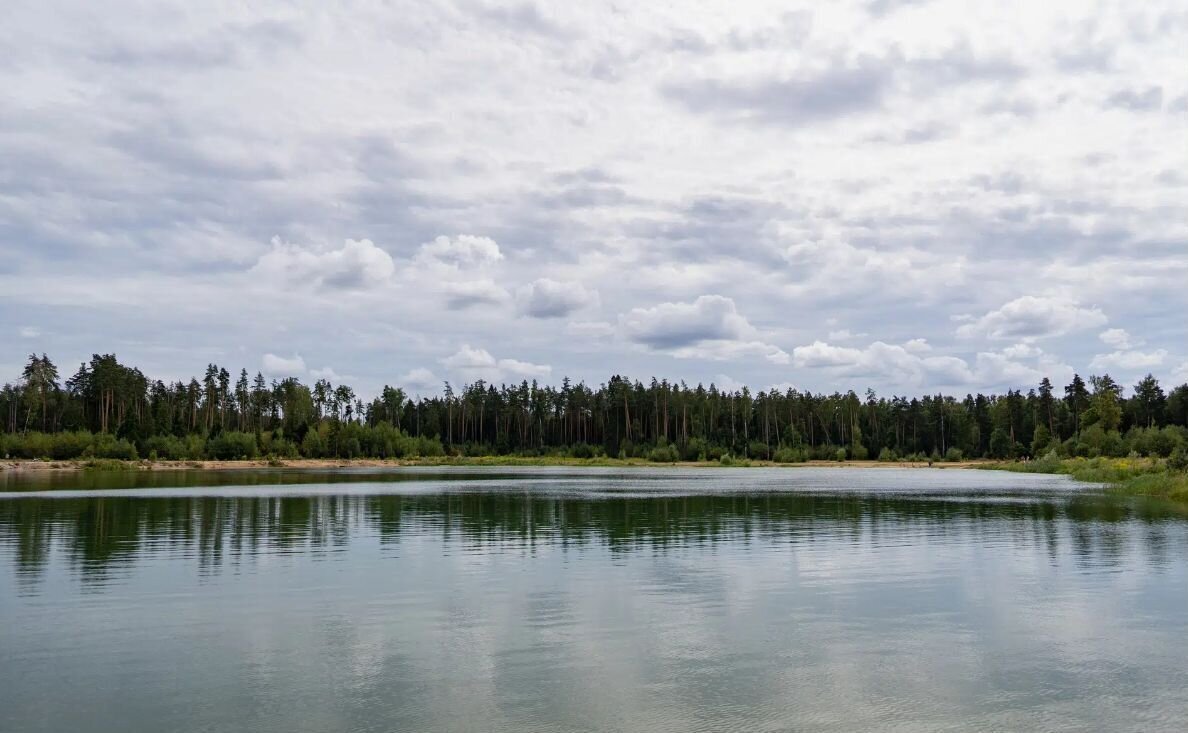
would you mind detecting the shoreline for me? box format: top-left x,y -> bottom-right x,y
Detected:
980,456 -> 1188,503
4,455 -> 1183,503
1,456 -> 993,473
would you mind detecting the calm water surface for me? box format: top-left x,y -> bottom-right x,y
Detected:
2,466 -> 1187,732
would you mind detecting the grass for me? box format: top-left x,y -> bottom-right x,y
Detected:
80,458 -> 139,471
397,455 -> 708,468
982,455 -> 1188,503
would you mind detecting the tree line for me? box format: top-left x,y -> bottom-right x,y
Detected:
3,353 -> 1188,463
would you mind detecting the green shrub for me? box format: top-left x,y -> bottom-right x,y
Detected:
773,446 -> 805,463
681,437 -> 708,461
850,444 -> 869,460
1152,427 -> 1184,458
1030,450 -> 1063,473
944,447 -> 964,462
47,431 -> 91,459
647,444 -> 679,463
1169,446 -> 1188,473
143,435 -> 187,461
301,428 -> 329,458
4,432 -> 51,459
85,434 -> 138,460
877,447 -> 895,462
268,438 -> 300,458
82,458 -> 135,471
836,448 -> 847,462
415,435 -> 445,457
811,444 -> 837,461
205,431 -> 258,460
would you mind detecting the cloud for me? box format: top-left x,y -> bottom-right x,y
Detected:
791,341 -> 864,368
661,42 -> 1020,128
87,19 -> 302,71
621,295 -> 751,348
262,353 -> 306,376
470,2 -> 573,40
416,235 -> 503,268
713,374 -> 746,393
672,339 -> 791,365
791,339 -> 1071,390
564,321 -> 615,339
3,2 -> 1186,397
308,366 -> 342,381
793,340 -> 974,385
780,237 -> 967,301
1002,343 -> 1040,359
443,279 -> 510,309
398,367 -> 440,392
827,329 -> 867,341
19,326 -> 40,338
956,296 -> 1108,342
710,374 -> 801,395
620,295 -> 789,364
662,64 -> 890,126
1105,86 -> 1163,111
518,278 -> 598,318
251,238 -> 395,290
864,0 -> 931,17
440,345 -> 551,382
1098,328 -> 1135,350
1089,349 -> 1167,371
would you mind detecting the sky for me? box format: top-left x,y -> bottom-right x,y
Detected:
2,0 -> 1186,398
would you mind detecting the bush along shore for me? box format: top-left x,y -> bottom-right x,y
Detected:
3,449 -> 994,474
983,449 -> 1188,503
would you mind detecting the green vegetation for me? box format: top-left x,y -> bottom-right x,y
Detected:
80,458 -> 138,471
3,353 -> 1187,469
985,452 -> 1188,503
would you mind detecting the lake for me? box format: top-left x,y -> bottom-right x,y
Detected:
2,466 -> 1187,732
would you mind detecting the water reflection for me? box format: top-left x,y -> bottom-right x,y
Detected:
3,491 -> 1184,589
4,472 -> 1188,733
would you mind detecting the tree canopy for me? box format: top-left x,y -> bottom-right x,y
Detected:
3,353 -> 1187,463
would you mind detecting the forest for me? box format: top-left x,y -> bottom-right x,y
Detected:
3,353 -> 1188,464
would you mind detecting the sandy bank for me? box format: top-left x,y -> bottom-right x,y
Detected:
1,457 -> 992,473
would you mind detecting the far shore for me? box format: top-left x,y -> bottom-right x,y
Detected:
1,456 -> 994,473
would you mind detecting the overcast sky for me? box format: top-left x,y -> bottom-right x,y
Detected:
2,1 -> 1186,397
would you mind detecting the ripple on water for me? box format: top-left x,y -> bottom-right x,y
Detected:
1,469 -> 1187,732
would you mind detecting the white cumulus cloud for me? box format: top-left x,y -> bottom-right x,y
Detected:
791,339 -> 1072,390
443,279 -> 510,309
416,235 -> 503,268
262,353 -> 307,376
620,295 -> 788,363
398,367 -> 440,392
519,278 -> 599,318
956,296 -> 1107,342
441,345 -> 551,382
1098,328 -> 1135,350
1089,349 -> 1167,371
251,238 -> 395,290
